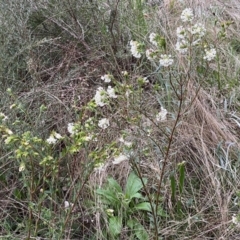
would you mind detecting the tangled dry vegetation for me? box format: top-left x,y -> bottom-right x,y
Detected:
1,0 -> 240,239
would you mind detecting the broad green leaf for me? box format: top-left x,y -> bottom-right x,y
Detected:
127,219 -> 148,240
125,172 -> 147,200
134,202 -> 152,212
109,216 -> 122,237
157,206 -> 168,217
96,189 -> 119,205
107,178 -> 122,193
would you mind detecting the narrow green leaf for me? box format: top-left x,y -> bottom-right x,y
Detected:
170,173 -> 176,202
178,161 -> 186,195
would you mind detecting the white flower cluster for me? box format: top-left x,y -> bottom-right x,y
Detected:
145,33 -> 173,67
180,8 -> 194,22
98,118 -> 110,129
159,55 -> 174,67
101,74 -> 112,83
203,48 -> 217,61
130,40 -> 141,58
46,131 -> 63,144
68,123 -> 76,135
94,87 -> 107,107
94,85 -> 117,107
156,107 -> 168,121
149,32 -> 158,46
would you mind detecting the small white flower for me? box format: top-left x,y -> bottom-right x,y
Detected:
146,48 -> 157,61
101,74 -> 112,83
54,132 -> 63,139
176,40 -> 188,54
106,209 -> 114,217
94,162 -> 105,171
149,33 -> 158,46
130,40 -> 141,58
156,107 -> 168,121
84,134 -> 93,141
232,214 -> 240,225
5,128 -> 13,135
125,89 -> 132,97
46,135 -> 57,144
98,118 -> 110,129
203,48 -> 216,61
64,201 -> 74,209
192,38 -> 201,46
181,8 -> 194,22
119,137 -> 133,147
19,162 -> 26,172
0,112 -> 8,121
176,26 -> 187,39
107,86 -> 117,98
121,71 -> 128,76
112,154 -> 129,164
159,54 -> 174,67
142,77 -> 149,84
67,123 -> 76,135
94,87 -> 107,107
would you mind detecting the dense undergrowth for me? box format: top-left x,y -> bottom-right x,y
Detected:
1,0 -> 240,239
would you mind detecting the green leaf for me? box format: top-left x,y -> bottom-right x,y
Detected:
178,161 -> 186,195
170,173 -> 176,202
107,178 -> 122,193
109,216 -> 122,237
125,172 -> 147,200
127,219 -> 148,240
96,177 -> 123,206
157,206 -> 168,217
96,188 -> 119,205
134,202 -> 152,212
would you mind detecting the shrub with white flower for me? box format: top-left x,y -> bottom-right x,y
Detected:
130,40 -> 142,58
159,54 -> 174,67
181,8 -> 194,22
107,86 -> 117,98
156,107 -> 168,121
203,48 -> 216,61
94,87 -> 108,107
98,118 -> 110,129
101,74 -> 112,83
